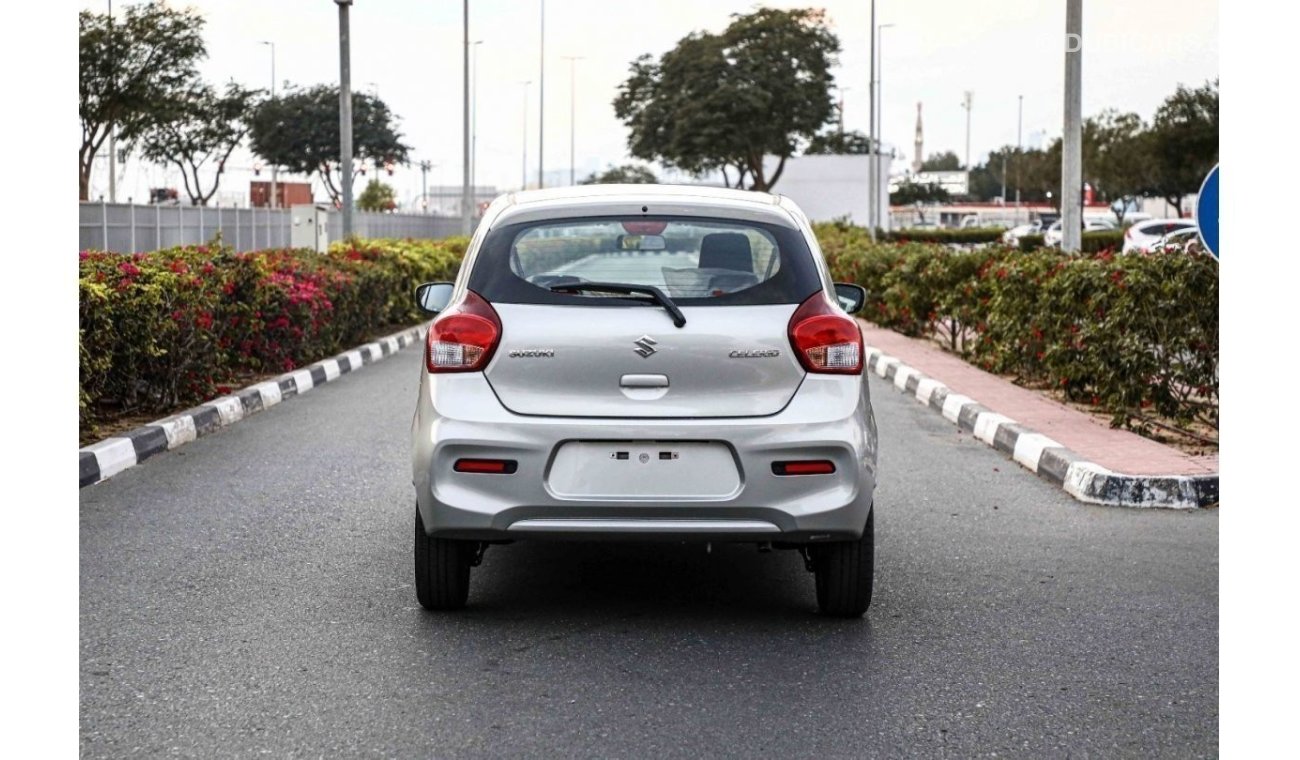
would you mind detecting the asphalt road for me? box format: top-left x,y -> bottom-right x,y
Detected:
80,342 -> 1218,758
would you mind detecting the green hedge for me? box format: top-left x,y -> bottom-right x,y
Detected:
1017,230 -> 1124,253
79,237 -> 467,436
1018,233 -> 1046,252
1081,229 -> 1125,253
814,223 -> 1218,430
882,227 -> 1006,245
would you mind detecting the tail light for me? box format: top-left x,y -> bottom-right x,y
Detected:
788,291 -> 863,374
454,458 -> 517,474
772,460 -> 836,476
425,289 -> 501,373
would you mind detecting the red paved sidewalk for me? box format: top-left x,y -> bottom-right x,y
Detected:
859,322 -> 1218,476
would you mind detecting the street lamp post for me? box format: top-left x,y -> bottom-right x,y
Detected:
867,0 -> 876,238
259,40 -> 277,208
461,0 -> 472,234
108,0 -> 117,203
1061,0 -> 1083,252
562,55 -> 584,185
419,160 -> 433,214
875,22 -> 895,230
335,1 -> 354,238
538,0 -> 546,189
520,80 -> 532,190
471,40 -> 484,199
961,90 -> 974,170
1016,94 -> 1023,214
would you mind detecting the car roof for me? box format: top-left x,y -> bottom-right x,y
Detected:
484,183 -> 803,229
1138,218 -> 1196,227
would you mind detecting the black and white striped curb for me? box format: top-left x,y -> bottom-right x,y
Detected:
865,347 -> 1218,509
79,324 -> 427,488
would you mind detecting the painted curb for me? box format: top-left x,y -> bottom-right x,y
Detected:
79,324 -> 427,488
865,346 -> 1218,509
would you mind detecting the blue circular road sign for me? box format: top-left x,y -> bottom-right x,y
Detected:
1196,164 -> 1219,259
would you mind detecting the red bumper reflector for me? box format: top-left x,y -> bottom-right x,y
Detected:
772,460 -> 836,476
453,458 -> 518,474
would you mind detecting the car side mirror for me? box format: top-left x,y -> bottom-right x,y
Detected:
833,283 -> 866,314
415,282 -> 455,315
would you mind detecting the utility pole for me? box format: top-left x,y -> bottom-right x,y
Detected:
961,90 -> 973,169
471,40 -> 484,198
562,56 -> 583,185
867,0 -> 876,239
538,0 -> 546,189
1000,153 -> 1007,204
419,160 -> 432,213
520,81 -> 532,189
336,1 -> 354,237
259,41 -> 277,208
461,0 -> 472,234
108,0 -> 117,203
1016,94 -> 1023,212
1061,0 -> 1083,252
876,22 -> 895,231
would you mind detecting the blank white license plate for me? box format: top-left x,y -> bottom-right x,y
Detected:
547,442 -> 740,499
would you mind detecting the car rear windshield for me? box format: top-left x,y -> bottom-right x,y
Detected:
466,216 -> 822,306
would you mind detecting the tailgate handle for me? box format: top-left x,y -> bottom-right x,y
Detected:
620,374 -> 669,388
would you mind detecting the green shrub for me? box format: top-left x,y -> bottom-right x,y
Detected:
1015,230 -> 1124,253
812,222 -> 1218,430
1081,229 -> 1124,253
79,238 -> 466,436
1018,233 -> 1045,252
881,227 -> 1006,245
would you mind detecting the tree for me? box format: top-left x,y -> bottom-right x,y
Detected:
891,181 -> 950,205
248,84 -> 411,205
614,8 -> 839,191
920,151 -> 962,171
356,179 -> 398,212
966,147 -> 1059,203
136,82 -> 261,206
1087,110 -> 1154,223
805,129 -> 872,155
79,1 -> 207,200
1148,80 -> 1218,216
580,163 -> 658,184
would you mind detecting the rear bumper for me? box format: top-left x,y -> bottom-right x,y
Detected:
411,372 -> 878,542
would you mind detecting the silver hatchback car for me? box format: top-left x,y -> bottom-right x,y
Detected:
411,185 -> 878,616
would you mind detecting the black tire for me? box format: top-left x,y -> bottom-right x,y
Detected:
414,507 -> 473,611
813,508 -> 874,617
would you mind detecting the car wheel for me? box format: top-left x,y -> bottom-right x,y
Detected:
813,507 -> 874,617
414,507 -> 473,611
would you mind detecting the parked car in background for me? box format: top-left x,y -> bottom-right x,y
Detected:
1043,217 -> 1116,247
1000,221 -> 1042,245
1148,226 -> 1204,254
1122,218 -> 1198,253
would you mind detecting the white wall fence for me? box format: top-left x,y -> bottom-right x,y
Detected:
79,201 -> 470,254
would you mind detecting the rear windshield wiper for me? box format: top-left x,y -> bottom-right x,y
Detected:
549,282 -> 687,328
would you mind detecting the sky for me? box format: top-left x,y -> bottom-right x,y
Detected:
83,0 -> 1219,207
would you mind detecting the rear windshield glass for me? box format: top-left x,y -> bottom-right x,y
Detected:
467,216 -> 821,307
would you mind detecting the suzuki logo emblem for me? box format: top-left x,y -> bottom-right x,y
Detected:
633,335 -> 658,358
